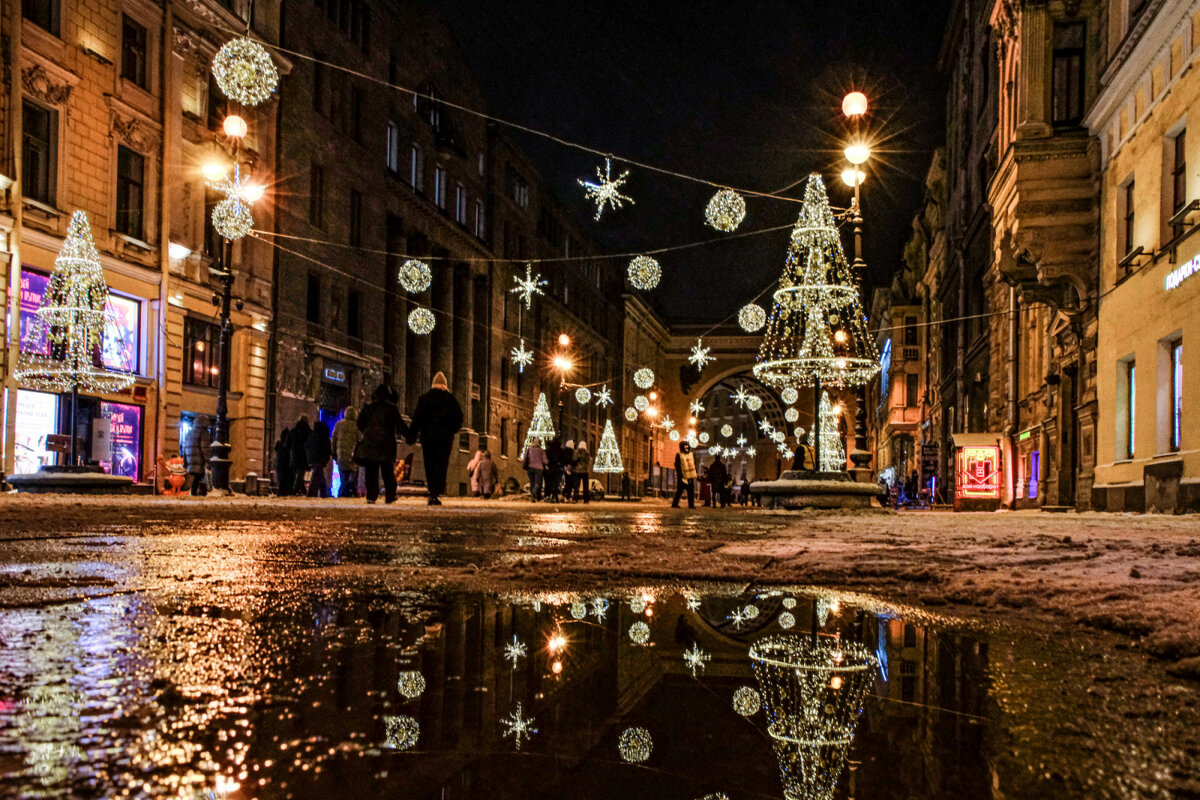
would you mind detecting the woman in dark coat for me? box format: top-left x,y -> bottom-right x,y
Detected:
184,414 -> 212,496
405,371 -> 463,506
274,427 -> 292,496
289,416 -> 312,495
356,384 -> 407,504
306,419 -> 333,498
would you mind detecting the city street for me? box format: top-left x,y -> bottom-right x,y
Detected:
2,499 -> 1200,798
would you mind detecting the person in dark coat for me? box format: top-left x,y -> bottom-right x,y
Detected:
671,441 -> 697,509
405,371 -> 464,505
306,419 -> 333,498
184,414 -> 212,496
289,416 -> 312,495
274,427 -> 292,496
708,454 -> 729,508
356,384 -> 407,504
740,476 -> 751,506
545,438 -> 565,502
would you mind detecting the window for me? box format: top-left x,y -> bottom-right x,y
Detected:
434,166 -> 447,208
347,289 -> 361,338
386,122 -> 401,172
22,101 -> 55,205
102,294 -> 140,372
23,0 -> 59,36
903,316 -> 918,346
183,317 -> 220,387
309,164 -> 324,227
120,15 -> 147,88
1171,341 -> 1183,451
410,145 -> 424,191
306,273 -> 321,323
206,74 -> 227,130
478,151 -> 486,176
350,86 -> 364,142
349,189 -> 363,246
1173,129 -> 1187,216
474,198 -> 485,238
455,183 -> 467,224
1123,179 -> 1136,256
906,373 -> 919,408
1123,358 -> 1136,459
115,146 -> 145,240
499,418 -> 508,457
505,164 -> 529,209
1051,23 -> 1084,125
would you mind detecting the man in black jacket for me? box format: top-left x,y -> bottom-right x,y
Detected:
406,371 -> 464,505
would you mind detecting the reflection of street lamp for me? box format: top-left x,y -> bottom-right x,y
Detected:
842,92 -> 872,478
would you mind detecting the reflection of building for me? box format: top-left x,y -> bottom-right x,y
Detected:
1,0 -> 278,483
869,281 -> 926,490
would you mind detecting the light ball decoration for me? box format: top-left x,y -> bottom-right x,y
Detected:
408,307 -> 436,335
784,407 -> 799,423
618,726 -> 653,763
211,37 -> 279,107
842,91 -> 868,117
628,621 -> 651,645
738,303 -> 767,332
732,686 -> 761,717
743,604 -> 760,620
399,259 -> 432,293
780,387 -> 799,405
575,386 -> 593,405
720,424 -> 733,438
630,595 -> 647,614
633,367 -> 655,389
633,395 -> 649,412
686,432 -> 700,448
627,255 -> 662,290
624,406 -> 638,422
570,601 -> 588,620
698,432 -> 710,444
705,188 -> 747,232
778,611 -> 796,629
397,670 -> 426,699
745,395 -> 763,412
383,715 -> 420,750
782,597 -> 797,609
211,196 -> 253,241
772,430 -> 786,444
794,427 -> 804,439
668,430 -> 681,442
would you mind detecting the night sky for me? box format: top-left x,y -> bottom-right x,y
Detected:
427,0 -> 952,322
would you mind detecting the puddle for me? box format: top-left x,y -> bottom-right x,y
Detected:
0,584 -> 1188,799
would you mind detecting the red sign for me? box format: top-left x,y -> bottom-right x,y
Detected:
956,445 -> 1000,499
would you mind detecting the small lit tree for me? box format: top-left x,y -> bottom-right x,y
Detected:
593,419 -> 624,473
520,392 -> 556,459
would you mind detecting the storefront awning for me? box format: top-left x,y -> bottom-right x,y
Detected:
950,432 -> 1003,449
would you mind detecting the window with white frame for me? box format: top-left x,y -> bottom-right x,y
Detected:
434,166 -> 447,208
1118,356 -> 1136,459
455,183 -> 467,224
474,198 -> 485,238
386,122 -> 401,173
410,144 -> 424,191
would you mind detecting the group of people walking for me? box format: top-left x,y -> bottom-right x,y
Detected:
671,441 -> 755,509
521,437 -> 592,502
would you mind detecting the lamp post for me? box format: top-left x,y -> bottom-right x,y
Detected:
842,92 -> 873,481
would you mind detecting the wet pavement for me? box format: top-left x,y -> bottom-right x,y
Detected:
0,497 -> 1199,799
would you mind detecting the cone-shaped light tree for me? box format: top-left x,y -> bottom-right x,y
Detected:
14,211 -> 134,464
520,392 -> 556,459
753,175 -> 879,471
593,419 -> 624,473
806,391 -> 845,473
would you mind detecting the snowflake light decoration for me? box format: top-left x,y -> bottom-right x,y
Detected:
738,303 -> 767,332
633,367 -> 655,389
785,407 -> 799,423
709,444 -> 723,457
780,386 -> 799,405
624,406 -> 638,421
383,715 -> 420,750
660,415 -> 674,431
745,446 -> 756,458
633,395 -> 649,412
689,339 -> 714,371
397,670 -> 426,699
501,703 -> 537,750
745,395 -> 763,411
408,307 -> 435,335
728,607 -> 749,629
399,258 -> 432,293
705,188 -> 747,232
212,37 -> 278,106
732,686 -> 761,716
591,598 -> 609,622
683,642 -> 711,677
511,339 -> 534,372
579,157 -> 632,220
595,385 -> 613,407
628,621 -> 651,644
731,385 -> 751,407
685,594 -> 702,611
720,424 -> 733,438
627,255 -> 662,290
668,429 -> 681,441
777,443 -> 793,458
689,398 -> 705,416
618,727 -> 653,763
575,386 -> 593,405
504,635 -> 527,667
511,264 -> 547,310
759,419 -> 774,434
737,435 -> 747,447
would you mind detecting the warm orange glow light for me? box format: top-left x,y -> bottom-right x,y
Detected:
241,183 -> 266,202
688,417 -> 697,426
548,633 -> 567,653
841,168 -> 866,187
553,355 -> 573,373
833,330 -> 848,344
842,91 -> 868,117
649,391 -> 658,400
551,660 -> 563,675
201,162 -> 228,182
830,676 -> 844,690
558,333 -> 571,346
223,114 -> 248,138
645,406 -> 658,418
844,143 -> 871,165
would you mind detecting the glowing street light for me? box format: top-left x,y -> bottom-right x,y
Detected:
844,143 -> 871,165
552,354 -> 573,374
222,114 -> 248,139
840,168 -> 866,187
557,333 -> 571,346
842,91 -> 868,118
240,182 -> 265,202
201,162 -> 228,182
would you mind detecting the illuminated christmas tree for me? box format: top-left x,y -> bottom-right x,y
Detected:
806,391 -> 845,473
593,419 -> 624,473
520,392 -> 556,459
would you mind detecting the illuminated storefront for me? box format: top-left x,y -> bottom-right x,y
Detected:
951,433 -> 1002,511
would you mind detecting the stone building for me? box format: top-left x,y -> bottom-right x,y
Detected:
1087,0 -> 1200,513
0,0 -> 278,485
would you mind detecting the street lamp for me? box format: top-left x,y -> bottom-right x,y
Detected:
842,92 -> 872,478
552,345 -> 574,434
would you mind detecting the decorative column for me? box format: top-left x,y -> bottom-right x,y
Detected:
1016,2 -> 1052,139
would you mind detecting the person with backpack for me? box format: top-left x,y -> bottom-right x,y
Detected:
183,415 -> 212,496
356,384 -> 407,504
332,407 -> 361,497
289,416 -> 311,495
405,372 -> 464,506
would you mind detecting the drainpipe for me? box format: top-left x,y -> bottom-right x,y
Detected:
955,245 -> 966,432
1004,284 -> 1018,507
3,0 -> 24,476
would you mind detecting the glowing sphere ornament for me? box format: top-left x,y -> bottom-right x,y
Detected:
777,611 -> 795,629
399,258 -> 432,293
408,307 -> 435,335
668,430 -> 681,441
782,597 -> 797,609
575,386 -> 593,405
738,303 -> 766,332
628,621 -> 651,644
618,727 -> 653,763
732,686 -> 761,717
627,255 -> 662,290
785,407 -> 799,423
397,670 -> 426,699
625,406 -> 638,421
720,424 -> 733,438
211,196 -> 253,240
383,715 -> 420,750
633,367 -> 655,389
781,387 -> 799,405
633,395 -> 649,412
570,601 -> 587,619
211,37 -> 278,107
743,604 -> 760,620
745,395 -> 763,412
705,188 -> 747,232
698,432 -> 710,444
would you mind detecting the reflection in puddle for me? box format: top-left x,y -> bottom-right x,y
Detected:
0,585 -> 993,798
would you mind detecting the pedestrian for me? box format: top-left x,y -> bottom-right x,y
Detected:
699,464 -> 712,506
708,454 -> 729,508
356,384 -> 407,504
306,419 -> 333,498
523,438 -> 548,500
671,441 -> 697,508
572,440 -> 592,503
561,439 -> 577,500
467,446 -> 485,497
474,449 -> 499,498
289,416 -> 312,495
332,407 -> 361,498
405,371 -> 464,506
740,476 -> 751,506
184,414 -> 212,496
545,437 -> 565,501
274,426 -> 292,496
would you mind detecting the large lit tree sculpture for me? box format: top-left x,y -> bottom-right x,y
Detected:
753,174 -> 878,471
593,419 -> 624,473
14,211 -> 135,464
806,392 -> 845,473
520,392 -> 556,459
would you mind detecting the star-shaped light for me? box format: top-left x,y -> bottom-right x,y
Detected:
728,607 -> 750,630
510,264 -> 547,310
500,703 -> 537,750
510,339 -> 533,372
591,597 -> 609,622
745,446 -> 757,458
504,635 -> 527,667
685,594 -> 702,612
709,444 -> 723,457
777,443 -> 793,458
731,385 -> 751,407
689,399 -> 705,416
660,415 -> 675,431
688,338 -> 714,371
594,384 -> 612,407
759,418 -> 774,434
579,157 -> 633,220
736,435 -> 748,447
682,642 -> 711,677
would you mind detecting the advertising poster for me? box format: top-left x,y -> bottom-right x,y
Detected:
19,268 -> 50,355
956,445 -> 1000,500
100,401 -> 143,481
14,390 -> 59,474
103,295 -> 139,372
